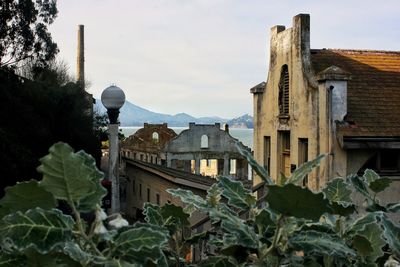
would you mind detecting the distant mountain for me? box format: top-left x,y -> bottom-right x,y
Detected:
94,99 -> 227,127
226,114 -> 254,129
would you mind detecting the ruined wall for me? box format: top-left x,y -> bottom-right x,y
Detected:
165,123 -> 249,179
121,123 -> 177,164
253,14 -> 321,189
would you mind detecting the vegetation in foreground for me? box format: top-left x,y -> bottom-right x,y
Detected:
0,142 -> 399,266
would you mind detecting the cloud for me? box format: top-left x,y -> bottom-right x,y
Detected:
50,0 -> 400,118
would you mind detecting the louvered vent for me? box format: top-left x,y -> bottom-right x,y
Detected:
278,65 -> 289,116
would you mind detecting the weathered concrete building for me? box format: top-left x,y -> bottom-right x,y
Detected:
252,14 -> 400,197
165,123 -> 250,182
121,123 -> 177,165
124,158 -> 214,220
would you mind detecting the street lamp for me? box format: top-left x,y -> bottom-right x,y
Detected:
101,85 -> 125,213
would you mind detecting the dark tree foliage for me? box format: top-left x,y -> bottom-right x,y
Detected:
0,68 -> 101,196
0,0 -> 58,67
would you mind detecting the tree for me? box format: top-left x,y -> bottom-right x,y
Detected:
0,0 -> 58,68
0,65 -> 101,196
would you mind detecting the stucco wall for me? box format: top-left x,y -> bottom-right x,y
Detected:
253,14 -> 321,189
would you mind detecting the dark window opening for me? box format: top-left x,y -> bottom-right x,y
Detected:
156,194 -> 160,205
264,136 -> 271,172
147,188 -> 150,202
359,150 -> 400,176
298,138 -> 309,187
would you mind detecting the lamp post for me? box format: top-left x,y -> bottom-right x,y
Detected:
101,85 -> 125,213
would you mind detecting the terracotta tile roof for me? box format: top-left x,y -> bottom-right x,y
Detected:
311,49 -> 400,137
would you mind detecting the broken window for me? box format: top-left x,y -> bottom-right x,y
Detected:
278,64 -> 290,116
152,132 -> 159,143
201,135 -> 209,148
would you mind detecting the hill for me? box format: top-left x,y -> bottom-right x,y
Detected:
94,99 -> 228,127
226,114 -> 254,128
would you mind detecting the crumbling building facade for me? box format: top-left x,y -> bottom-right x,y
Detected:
165,123 -> 250,182
121,123 -> 177,165
252,14 -> 400,201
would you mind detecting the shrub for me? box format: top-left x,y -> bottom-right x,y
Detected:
0,142 -> 399,266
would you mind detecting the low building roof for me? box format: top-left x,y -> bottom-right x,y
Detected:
124,158 -> 216,190
311,49 -> 400,137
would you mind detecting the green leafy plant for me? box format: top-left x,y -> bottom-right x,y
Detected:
0,142 -> 399,266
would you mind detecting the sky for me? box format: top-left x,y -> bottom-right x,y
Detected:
49,0 -> 400,119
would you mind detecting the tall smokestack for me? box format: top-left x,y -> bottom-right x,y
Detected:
77,24 -> 85,89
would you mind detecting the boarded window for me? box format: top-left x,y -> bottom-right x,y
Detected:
278,131 -> 291,179
278,65 -> 289,116
201,135 -> 209,148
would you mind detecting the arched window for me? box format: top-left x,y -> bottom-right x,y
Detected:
278,64 -> 289,116
201,135 -> 209,148
152,132 -> 159,143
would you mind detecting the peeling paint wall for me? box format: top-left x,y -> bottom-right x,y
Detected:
253,14 -> 321,189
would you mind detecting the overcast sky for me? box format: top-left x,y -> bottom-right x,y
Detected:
50,0 -> 400,118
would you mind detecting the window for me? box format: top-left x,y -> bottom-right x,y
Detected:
152,132 -> 159,143
298,138 -> 309,187
359,149 -> 400,176
156,194 -> 160,205
139,184 -> 142,199
264,136 -> 271,172
278,64 -> 289,116
278,131 -> 291,179
230,159 -> 236,174
147,188 -> 150,202
201,135 -> 209,148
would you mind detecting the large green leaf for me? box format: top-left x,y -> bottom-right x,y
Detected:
265,184 -> 330,220
255,208 -> 276,235
113,226 -> 169,266
161,203 -> 190,232
286,154 -> 326,185
347,174 -> 373,201
37,142 -> 96,203
352,235 -> 373,257
386,203 -> 400,213
75,150 -> 107,212
322,178 -> 352,205
347,213 -> 377,235
217,176 -> 255,210
357,223 -> 385,262
143,203 -> 163,226
167,188 -> 207,211
0,254 -> 26,267
235,142 -> 273,185
0,208 -> 74,253
62,242 -> 92,263
289,230 -> 356,259
377,212 -> 400,257
368,178 -> 392,193
363,169 -> 379,184
0,180 -> 56,214
209,209 -> 258,249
